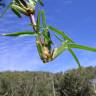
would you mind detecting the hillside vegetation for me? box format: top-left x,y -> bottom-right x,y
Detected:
0,66 -> 96,96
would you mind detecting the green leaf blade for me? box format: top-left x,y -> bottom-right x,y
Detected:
36,41 -> 42,57
41,10 -> 46,28
11,6 -> 22,18
52,41 -> 68,59
36,10 -> 46,31
48,26 -> 74,43
14,0 -> 20,5
55,34 -> 63,42
68,48 -> 81,68
68,43 -> 96,52
38,0 -> 44,6
36,10 -> 41,31
2,31 -> 37,37
36,36 -> 43,59
11,4 -> 28,16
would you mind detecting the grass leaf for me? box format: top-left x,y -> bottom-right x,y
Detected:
36,36 -> 43,58
68,43 -> 96,52
2,31 -> 37,37
36,10 -> 46,31
41,10 -> 46,28
55,34 -> 63,42
52,41 -> 68,59
36,10 -> 41,31
11,4 -> 28,16
38,0 -> 44,6
11,6 -> 22,18
48,25 -> 74,43
68,48 -> 81,68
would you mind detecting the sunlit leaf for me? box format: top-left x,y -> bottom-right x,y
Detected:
42,31 -> 50,41
29,0 -> 36,7
36,42 -> 42,57
2,31 -> 37,37
48,26 -> 74,43
36,10 -> 41,31
68,43 -> 96,52
11,4 -> 28,16
11,6 -> 22,18
36,10 -> 52,50
41,10 -> 46,28
36,36 -> 43,57
55,34 -> 63,42
52,41 -> 68,59
42,30 -> 53,50
36,10 -> 47,32
68,48 -> 81,68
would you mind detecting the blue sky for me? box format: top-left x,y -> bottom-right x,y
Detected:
0,0 -> 96,72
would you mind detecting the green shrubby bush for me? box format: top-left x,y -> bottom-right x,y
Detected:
0,67 -> 95,96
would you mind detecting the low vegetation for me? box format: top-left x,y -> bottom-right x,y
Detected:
0,66 -> 96,96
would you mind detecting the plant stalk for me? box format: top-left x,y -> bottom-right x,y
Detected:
29,14 -> 37,32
